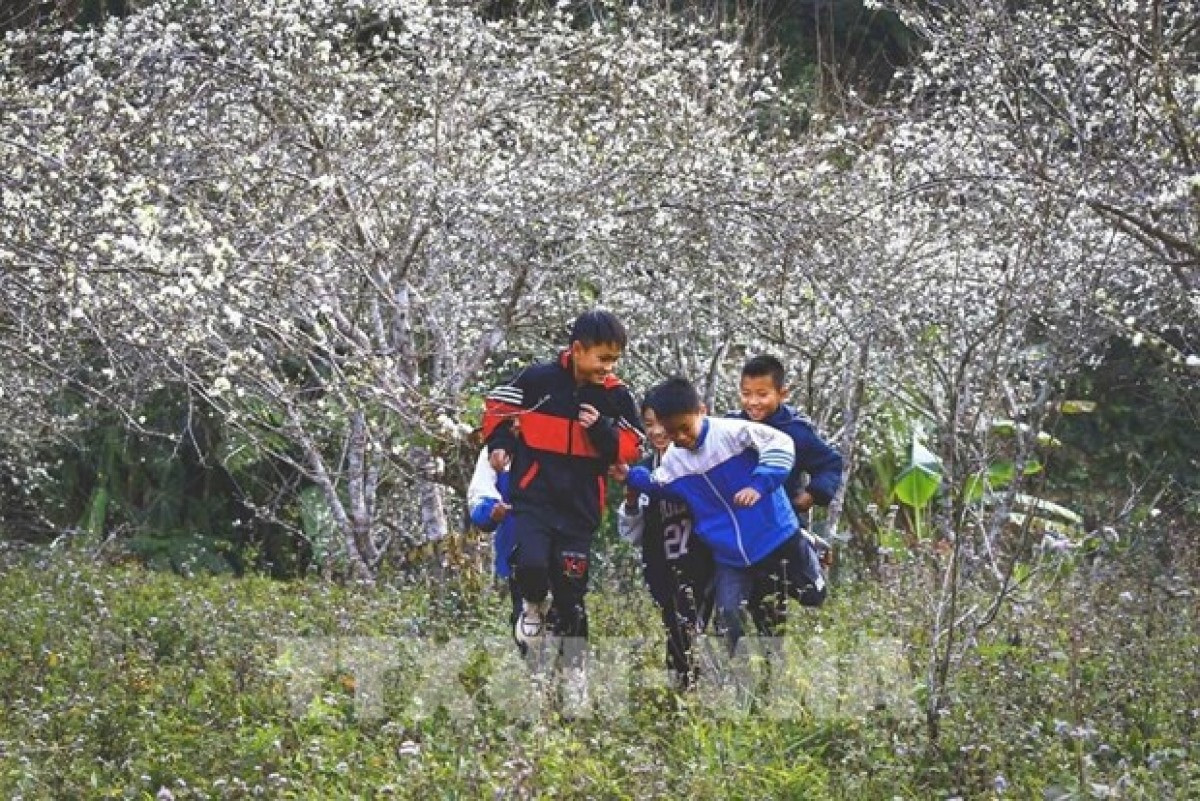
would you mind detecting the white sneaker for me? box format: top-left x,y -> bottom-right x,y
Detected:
515,599 -> 549,648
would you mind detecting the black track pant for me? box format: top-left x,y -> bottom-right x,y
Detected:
510,511 -> 592,641
642,538 -> 714,686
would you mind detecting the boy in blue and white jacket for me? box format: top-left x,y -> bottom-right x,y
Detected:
620,377 -> 826,651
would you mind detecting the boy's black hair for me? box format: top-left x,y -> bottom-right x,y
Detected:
569,310 -> 627,349
639,387 -> 657,416
647,377 -> 702,419
741,354 -> 787,390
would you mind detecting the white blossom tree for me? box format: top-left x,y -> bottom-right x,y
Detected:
837,0 -> 1200,746
3,0 -> 1193,598
0,0 -> 796,578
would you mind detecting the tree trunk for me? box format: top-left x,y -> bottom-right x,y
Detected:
826,336 -> 871,539
410,446 -> 448,543
346,410 -> 382,569
290,403 -> 374,582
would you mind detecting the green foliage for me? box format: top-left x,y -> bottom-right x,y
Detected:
763,0 -> 918,97
0,539 -> 1194,799
23,384 -> 318,577
879,418 -> 1085,547
892,465 -> 939,509
1050,337 -> 1200,524
298,485 -> 339,573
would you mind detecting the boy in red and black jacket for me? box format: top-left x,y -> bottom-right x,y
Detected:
483,311 -> 643,653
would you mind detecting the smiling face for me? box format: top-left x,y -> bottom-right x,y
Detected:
570,340 -> 622,386
658,410 -> 705,451
738,374 -> 786,422
642,408 -> 671,455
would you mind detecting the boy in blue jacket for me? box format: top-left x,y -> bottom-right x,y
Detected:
621,377 -> 825,652
733,354 -> 843,632
466,444 -> 522,648
733,354 -> 843,529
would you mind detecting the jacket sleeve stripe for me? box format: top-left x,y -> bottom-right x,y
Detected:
759,450 -> 794,468
487,387 -> 523,405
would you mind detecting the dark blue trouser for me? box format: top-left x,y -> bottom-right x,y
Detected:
713,533 -> 826,651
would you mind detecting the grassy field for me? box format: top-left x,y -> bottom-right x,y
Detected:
0,539 -> 1196,800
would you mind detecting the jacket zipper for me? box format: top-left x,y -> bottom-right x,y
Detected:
568,386 -> 577,455
702,471 -> 749,565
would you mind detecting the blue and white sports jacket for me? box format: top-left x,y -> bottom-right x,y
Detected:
626,417 -> 799,568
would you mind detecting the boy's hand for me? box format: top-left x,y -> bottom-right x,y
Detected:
733,487 -> 761,507
792,491 -> 815,513
489,449 -> 509,471
608,463 -> 630,482
490,501 -> 510,523
577,403 -> 600,428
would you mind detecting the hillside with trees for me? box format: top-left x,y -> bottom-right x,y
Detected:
0,0 -> 1196,797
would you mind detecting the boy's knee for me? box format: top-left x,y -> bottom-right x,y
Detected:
554,549 -> 590,599
514,565 -> 549,603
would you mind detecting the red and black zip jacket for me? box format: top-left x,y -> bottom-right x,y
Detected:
482,351 -> 643,532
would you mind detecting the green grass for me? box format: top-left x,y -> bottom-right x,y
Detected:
0,542 -> 1196,799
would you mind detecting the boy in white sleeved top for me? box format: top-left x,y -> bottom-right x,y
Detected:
466,445 -> 522,647
617,392 -> 713,689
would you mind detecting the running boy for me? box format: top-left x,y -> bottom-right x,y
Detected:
466,443 -> 522,646
734,354 -> 843,633
734,354 -> 843,530
482,310 -> 643,653
617,391 -> 714,689
622,377 -> 825,651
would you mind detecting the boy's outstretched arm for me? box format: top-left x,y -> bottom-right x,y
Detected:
625,464 -> 654,494
793,426 -> 844,508
737,420 -> 796,500
624,464 -> 681,502
466,447 -> 509,531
